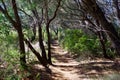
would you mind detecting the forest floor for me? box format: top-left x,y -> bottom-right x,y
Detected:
28,40 -> 120,80
0,40 -> 120,80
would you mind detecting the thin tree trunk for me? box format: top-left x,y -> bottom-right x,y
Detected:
24,39 -> 48,67
38,23 -> 47,60
44,0 -> 62,64
12,0 -> 26,66
86,17 -> 108,58
97,31 -> 109,58
28,0 -> 47,60
46,25 -> 52,64
17,28 -> 26,66
0,0 -> 27,67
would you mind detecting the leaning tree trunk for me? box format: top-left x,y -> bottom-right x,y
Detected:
97,31 -> 109,58
96,20 -> 109,58
24,39 -> 48,67
96,6 -> 120,56
113,0 -> 120,20
17,26 -> 26,66
12,0 -> 26,66
86,17 -> 109,58
81,0 -> 120,55
38,22 -> 47,60
28,0 -> 47,60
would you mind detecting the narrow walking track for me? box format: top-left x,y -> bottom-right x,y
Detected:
50,40 -> 81,80
49,40 -> 120,80
30,40 -> 120,80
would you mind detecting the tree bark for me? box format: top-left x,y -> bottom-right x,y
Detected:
12,0 -> 26,66
97,31 -> 109,58
113,0 -> 120,20
29,1 -> 47,60
81,0 -> 120,55
0,0 -> 27,67
24,39 -> 48,67
44,0 -> 62,64
46,25 -> 52,64
86,17 -> 108,58
28,0 -> 47,63
44,0 -> 52,64
17,27 -> 26,65
38,22 -> 47,60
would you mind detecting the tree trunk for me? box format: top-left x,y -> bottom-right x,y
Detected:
28,0 -> 47,60
38,23 -> 47,60
24,39 -> 48,67
17,27 -> 26,66
12,0 -> 26,66
46,25 -> 52,64
82,0 -> 120,55
97,31 -> 109,58
44,0 -> 62,64
96,7 -> 120,56
113,0 -> 120,20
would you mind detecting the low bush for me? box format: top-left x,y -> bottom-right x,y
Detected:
0,29 -> 27,79
60,29 -> 115,58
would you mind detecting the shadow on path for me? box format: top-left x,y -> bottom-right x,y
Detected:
50,40 -> 120,80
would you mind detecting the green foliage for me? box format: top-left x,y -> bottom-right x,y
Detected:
35,73 -> 41,80
60,29 -> 102,56
42,26 -> 48,42
60,29 -> 116,58
23,28 -> 34,40
0,30 -> 22,79
105,41 -> 116,58
50,29 -> 58,40
42,26 -> 57,42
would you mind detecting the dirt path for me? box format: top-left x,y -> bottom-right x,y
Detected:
50,40 -> 81,80
28,40 -> 81,80
29,40 -> 120,80
49,40 -> 120,80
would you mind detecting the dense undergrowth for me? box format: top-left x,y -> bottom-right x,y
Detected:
0,27 -> 118,79
0,27 -> 32,79
59,29 -> 115,59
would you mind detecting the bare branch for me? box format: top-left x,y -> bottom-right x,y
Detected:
12,0 -> 21,26
0,6 -> 5,13
48,0 -> 62,24
0,1 -> 16,28
113,0 -> 120,19
18,8 -> 33,19
1,0 -> 7,11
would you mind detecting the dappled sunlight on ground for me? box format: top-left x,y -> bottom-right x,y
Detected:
1,40 -> 120,80
49,40 -> 120,80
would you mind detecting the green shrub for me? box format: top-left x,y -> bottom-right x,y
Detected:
0,30 -> 24,79
60,29 -> 116,58
60,29 -> 102,57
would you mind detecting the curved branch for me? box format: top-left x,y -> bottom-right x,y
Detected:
48,0 -> 62,24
